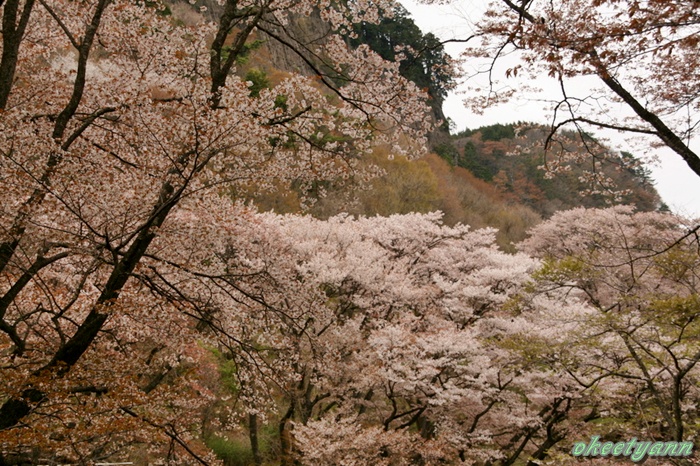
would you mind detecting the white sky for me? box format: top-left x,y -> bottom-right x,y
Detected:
400,0 -> 700,219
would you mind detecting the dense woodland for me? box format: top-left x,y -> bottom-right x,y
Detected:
0,0 -> 698,465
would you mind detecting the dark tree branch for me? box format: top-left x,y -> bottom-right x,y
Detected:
0,0 -> 36,109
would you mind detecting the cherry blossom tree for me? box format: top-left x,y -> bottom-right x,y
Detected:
206,207 -> 700,466
0,0 -> 430,461
454,0 -> 700,185
7,0 -> 696,464
261,212 -> 581,466
143,208 -> 590,466
515,206 -> 700,464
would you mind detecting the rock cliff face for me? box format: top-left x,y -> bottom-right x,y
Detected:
167,1 -> 447,147
259,11 -> 331,77
170,1 -> 332,76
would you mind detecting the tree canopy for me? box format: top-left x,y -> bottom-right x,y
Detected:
350,4 -> 455,118
0,0 -> 428,461
459,0 -> 700,184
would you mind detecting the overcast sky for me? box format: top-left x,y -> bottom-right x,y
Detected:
400,0 -> 700,219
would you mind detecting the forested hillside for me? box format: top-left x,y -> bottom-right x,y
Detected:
247,121 -> 663,249
222,5 -> 663,248
449,123 -> 663,216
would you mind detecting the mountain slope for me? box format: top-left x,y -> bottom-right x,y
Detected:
449,123 -> 663,216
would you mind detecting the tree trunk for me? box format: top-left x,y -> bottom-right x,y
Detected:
249,413 -> 262,466
279,404 -> 295,466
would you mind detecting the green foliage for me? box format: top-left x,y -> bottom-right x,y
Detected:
649,295 -> 700,324
245,68 -> 270,98
222,39 -> 266,66
208,347 -> 240,394
206,435 -> 255,466
654,246 -> 698,281
434,141 -> 459,165
620,151 -> 653,186
480,123 -> 515,142
532,256 -> 592,283
273,94 -> 288,111
496,333 -> 558,370
458,140 -> 497,181
452,127 -> 475,139
350,5 -> 453,104
206,423 -> 278,466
